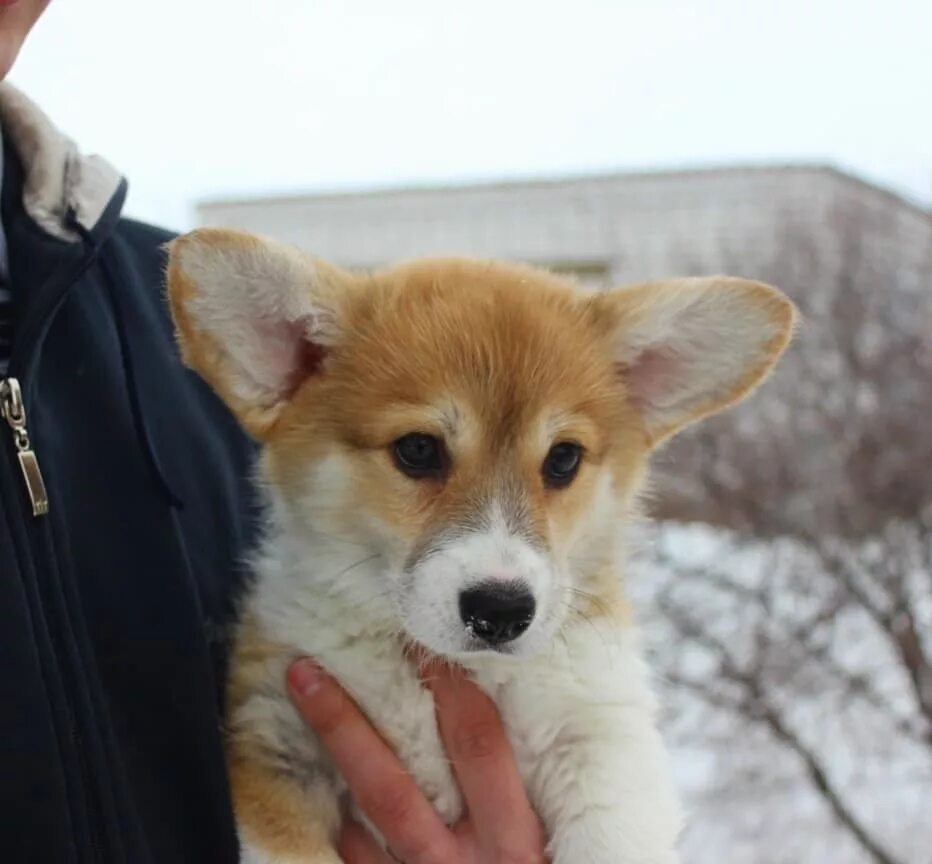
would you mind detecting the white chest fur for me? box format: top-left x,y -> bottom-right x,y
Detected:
235,531 -> 682,864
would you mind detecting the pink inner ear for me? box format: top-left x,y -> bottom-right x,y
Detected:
283,317 -> 329,398
618,345 -> 682,410
251,314 -> 328,402
288,338 -> 328,396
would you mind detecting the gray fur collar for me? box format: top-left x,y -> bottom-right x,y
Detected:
0,83 -> 122,241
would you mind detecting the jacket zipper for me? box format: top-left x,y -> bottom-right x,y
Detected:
1,376 -> 49,516
2,374 -> 107,862
1,181 -> 128,863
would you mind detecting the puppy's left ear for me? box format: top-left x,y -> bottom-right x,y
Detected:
592,277 -> 797,446
166,228 -> 354,439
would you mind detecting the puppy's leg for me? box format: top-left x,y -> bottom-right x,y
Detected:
227,621 -> 462,862
321,643 -> 464,833
479,626 -> 682,864
230,749 -> 342,864
227,623 -> 345,864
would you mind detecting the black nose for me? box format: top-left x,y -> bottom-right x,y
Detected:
458,582 -> 536,645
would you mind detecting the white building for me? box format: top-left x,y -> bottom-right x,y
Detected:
198,164 -> 931,290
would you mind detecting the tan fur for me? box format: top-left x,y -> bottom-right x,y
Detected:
167,231 -> 275,438
265,258 -> 651,588
227,757 -> 340,864
591,277 -> 797,445
166,230 -> 796,862
167,228 -> 355,439
226,617 -> 342,862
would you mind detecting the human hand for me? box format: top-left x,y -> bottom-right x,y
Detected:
287,657 -> 548,863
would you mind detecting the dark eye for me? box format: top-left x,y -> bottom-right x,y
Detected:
542,442 -> 582,487
393,433 -> 445,478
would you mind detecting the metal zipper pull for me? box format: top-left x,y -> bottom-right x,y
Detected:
1,377 -> 49,517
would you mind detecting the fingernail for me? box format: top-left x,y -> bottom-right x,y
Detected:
287,659 -> 323,697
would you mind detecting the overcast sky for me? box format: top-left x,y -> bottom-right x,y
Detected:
11,0 -> 932,229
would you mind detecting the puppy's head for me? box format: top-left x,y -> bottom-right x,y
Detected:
168,229 -> 795,658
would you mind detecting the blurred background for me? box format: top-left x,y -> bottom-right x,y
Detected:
15,2 -> 931,861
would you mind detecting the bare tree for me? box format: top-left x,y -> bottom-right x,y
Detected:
652,198 -> 932,539
632,195 -> 932,863
637,520 -> 932,864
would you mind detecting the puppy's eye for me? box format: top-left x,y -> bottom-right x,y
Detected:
393,433 -> 445,478
542,442 -> 582,488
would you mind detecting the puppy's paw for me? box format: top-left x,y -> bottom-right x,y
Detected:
402,738 -> 463,825
422,772 -> 464,826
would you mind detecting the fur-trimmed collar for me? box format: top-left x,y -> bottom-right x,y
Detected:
0,83 -> 122,242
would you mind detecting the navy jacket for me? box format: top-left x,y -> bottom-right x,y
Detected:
0,92 -> 258,862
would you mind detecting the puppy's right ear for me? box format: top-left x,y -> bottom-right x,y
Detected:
166,228 -> 353,439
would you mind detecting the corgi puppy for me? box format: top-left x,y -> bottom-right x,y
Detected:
166,228 -> 795,864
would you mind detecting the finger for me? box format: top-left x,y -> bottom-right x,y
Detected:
338,820 -> 394,864
422,660 -> 544,853
287,659 -> 458,864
